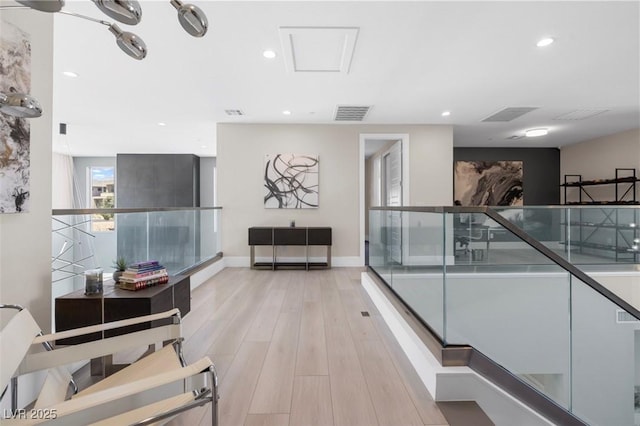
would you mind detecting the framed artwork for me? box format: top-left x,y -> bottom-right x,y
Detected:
264,154 -> 318,208
0,21 -> 31,213
454,160 -> 523,206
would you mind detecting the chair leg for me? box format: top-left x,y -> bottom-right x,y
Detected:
11,376 -> 18,412
209,364 -> 219,426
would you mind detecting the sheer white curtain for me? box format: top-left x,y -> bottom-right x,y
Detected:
51,152 -> 74,209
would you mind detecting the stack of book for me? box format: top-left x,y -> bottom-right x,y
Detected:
118,260 -> 169,291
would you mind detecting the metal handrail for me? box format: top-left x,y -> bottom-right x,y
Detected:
370,205 -> 640,320
52,206 -> 222,215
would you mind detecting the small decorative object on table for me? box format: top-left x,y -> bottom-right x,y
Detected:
84,268 -> 103,295
111,255 -> 128,283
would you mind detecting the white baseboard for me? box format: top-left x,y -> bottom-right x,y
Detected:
190,258 -> 225,290
225,256 -> 251,267
361,272 -> 554,426
224,256 -> 363,268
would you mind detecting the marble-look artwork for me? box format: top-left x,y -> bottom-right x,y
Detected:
454,161 -> 523,206
0,20 -> 31,213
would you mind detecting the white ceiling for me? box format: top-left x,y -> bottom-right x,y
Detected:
38,1 -> 640,156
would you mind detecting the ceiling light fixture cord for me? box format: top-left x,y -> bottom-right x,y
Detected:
57,10 -> 147,59
58,10 -> 110,26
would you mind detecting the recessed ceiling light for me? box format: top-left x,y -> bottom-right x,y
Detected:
63,71 -> 78,78
441,111 -> 451,117
536,37 -> 554,47
525,128 -> 549,137
263,50 -> 276,59
158,122 -> 166,126
282,110 -> 291,115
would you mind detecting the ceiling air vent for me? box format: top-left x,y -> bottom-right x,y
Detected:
334,105 -> 370,121
225,109 -> 244,116
553,109 -> 608,120
482,107 -> 538,122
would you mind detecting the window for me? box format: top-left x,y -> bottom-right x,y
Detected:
90,167 -> 115,232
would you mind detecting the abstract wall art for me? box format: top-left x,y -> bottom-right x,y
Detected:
264,154 -> 319,208
454,160 -> 523,206
0,21 -> 31,213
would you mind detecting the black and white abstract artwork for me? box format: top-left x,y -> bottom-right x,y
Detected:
0,20 -> 31,214
454,160 -> 523,206
264,154 -> 319,208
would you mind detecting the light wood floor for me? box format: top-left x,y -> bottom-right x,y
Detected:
166,267 -> 448,426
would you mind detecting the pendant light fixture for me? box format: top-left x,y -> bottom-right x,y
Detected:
1,0 -> 208,118
91,0 -> 142,25
15,0 -> 64,13
0,91 -> 43,118
170,0 -> 208,37
2,0 -> 208,58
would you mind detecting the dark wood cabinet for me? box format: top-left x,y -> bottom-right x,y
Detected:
55,275 -> 190,345
248,227 -> 332,270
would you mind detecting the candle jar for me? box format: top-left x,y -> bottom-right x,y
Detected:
84,268 -> 103,295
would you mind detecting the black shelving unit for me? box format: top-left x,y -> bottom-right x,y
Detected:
561,168 -> 639,205
560,169 -> 639,262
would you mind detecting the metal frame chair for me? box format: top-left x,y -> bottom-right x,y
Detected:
0,304 -> 218,425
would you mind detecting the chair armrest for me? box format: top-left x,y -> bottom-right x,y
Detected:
34,308 -> 181,344
20,325 -> 182,375
2,357 -> 214,425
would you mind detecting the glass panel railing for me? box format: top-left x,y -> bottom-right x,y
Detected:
444,210 -> 571,408
400,211 -> 445,338
368,206 -> 640,425
369,209 -> 392,283
494,206 -> 640,267
571,276 -> 639,426
51,207 -> 221,297
369,209 -> 446,338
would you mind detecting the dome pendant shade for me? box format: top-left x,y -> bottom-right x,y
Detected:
15,0 -> 64,13
93,0 -> 142,25
170,0 -> 208,37
108,24 -> 147,59
0,92 -> 43,118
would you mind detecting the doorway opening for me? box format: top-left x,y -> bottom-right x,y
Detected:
359,134 -> 410,266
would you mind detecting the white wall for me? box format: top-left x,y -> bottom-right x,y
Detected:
408,125 -> 454,206
0,12 -> 54,331
560,128 -> 640,203
217,124 -> 453,265
200,157 -> 216,207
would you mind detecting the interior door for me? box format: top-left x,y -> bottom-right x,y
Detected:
384,141 -> 402,264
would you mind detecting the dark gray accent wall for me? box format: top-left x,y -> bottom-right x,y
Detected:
116,154 -> 201,271
116,154 -> 200,208
454,148 -> 560,205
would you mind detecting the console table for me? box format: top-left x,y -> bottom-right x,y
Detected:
248,227 -> 332,270
55,275 -> 190,375
55,275 -> 190,345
